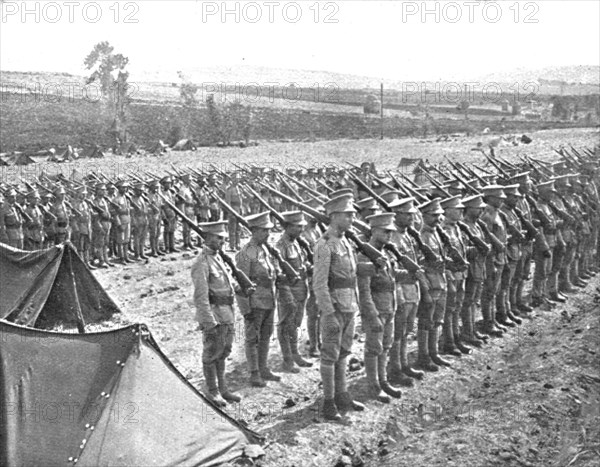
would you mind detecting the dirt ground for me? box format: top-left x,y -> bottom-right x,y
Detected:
84,127 -> 599,467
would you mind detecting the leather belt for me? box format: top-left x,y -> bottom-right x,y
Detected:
209,295 -> 234,306
328,277 -> 357,289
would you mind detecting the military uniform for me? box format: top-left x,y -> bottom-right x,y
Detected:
147,181 -> 164,256
130,183 -> 149,260
73,188 -> 93,267
192,221 -> 240,406
51,188 -> 70,244
225,180 -> 243,251
23,192 -> 44,251
235,212 -> 280,387
161,177 -> 178,253
276,211 -> 312,373
178,176 -> 197,250
91,184 -> 113,268
0,190 -> 24,249
113,181 -> 132,263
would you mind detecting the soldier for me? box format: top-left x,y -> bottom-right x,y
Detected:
570,174 -> 594,286
498,185 -> 525,326
106,183 -> 119,259
225,173 -> 243,251
357,212 -> 403,402
530,180 -> 559,308
235,212 -> 281,387
302,198 -> 326,358
415,199 -> 450,372
113,180 -> 133,264
91,183 -> 114,268
177,174 -> 197,251
23,190 -> 44,251
51,186 -> 70,244
276,211 -> 313,373
355,197 -> 380,223
72,186 -> 94,268
439,195 -> 472,356
207,174 -> 222,221
161,176 -> 179,253
480,185 -> 508,336
313,194 -> 365,421
130,182 -> 149,260
147,180 -> 164,257
192,221 -> 242,407
460,195 -> 490,347
510,172 -> 535,314
386,193 -> 425,386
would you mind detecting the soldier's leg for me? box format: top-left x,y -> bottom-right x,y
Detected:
278,302 -> 299,373
228,216 -> 237,251
414,295 -> 439,372
481,261 -> 503,337
496,262 -> 515,327
378,313 -> 402,398
389,303 -> 417,386
320,311 -> 343,420
202,325 -> 227,407
452,278 -> 471,353
441,279 -> 461,356
290,300 -> 312,367
559,243 -> 577,293
429,291 -> 451,367
216,324 -> 241,403
334,312 -> 364,412
244,308 -> 266,387
548,243 -> 565,300
258,307 -> 280,381
363,311 -> 389,402
139,223 -> 149,259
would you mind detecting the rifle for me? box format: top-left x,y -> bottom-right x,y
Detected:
64,200 -> 82,218
38,203 -> 58,221
347,171 -> 392,212
382,242 -> 423,274
405,226 -> 441,263
436,225 -> 469,269
384,171 -> 412,199
211,191 -> 301,283
14,203 -> 32,224
429,164 -> 452,182
525,194 -> 552,228
514,207 -> 539,241
422,172 -> 452,197
259,183 -> 391,268
476,219 -> 505,253
392,172 -> 430,202
158,193 -> 256,295
498,209 -> 525,243
280,171 -> 323,199
457,221 -> 490,256
242,184 -> 314,265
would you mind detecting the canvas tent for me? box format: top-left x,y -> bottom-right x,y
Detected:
0,242 -> 119,330
0,320 -> 264,466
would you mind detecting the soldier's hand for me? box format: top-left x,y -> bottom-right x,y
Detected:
245,286 -> 256,297
371,316 -> 383,333
543,249 -> 552,259
375,257 -> 388,269
202,323 -> 218,334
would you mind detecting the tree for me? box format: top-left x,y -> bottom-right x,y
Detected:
84,42 -> 131,149
177,71 -> 199,140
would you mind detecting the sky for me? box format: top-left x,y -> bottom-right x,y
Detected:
1,0 -> 599,83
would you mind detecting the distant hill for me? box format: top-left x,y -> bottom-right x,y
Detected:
476,66 -> 600,86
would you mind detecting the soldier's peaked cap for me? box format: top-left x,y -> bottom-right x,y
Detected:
440,195 -> 465,209
462,194 -> 487,209
246,211 -> 274,229
329,188 -> 354,199
506,171 -> 531,184
199,221 -> 228,237
419,198 -> 444,215
281,210 -> 307,226
95,182 -> 106,191
54,186 -> 66,195
27,190 -> 41,199
116,179 -> 130,188
388,196 -> 418,213
161,176 -> 173,184
552,174 -> 571,187
481,185 -> 506,199
503,184 -> 523,197
324,194 -> 356,215
355,197 -> 377,210
5,188 -> 17,197
366,213 -> 397,231
380,190 -> 403,204
537,180 -> 557,192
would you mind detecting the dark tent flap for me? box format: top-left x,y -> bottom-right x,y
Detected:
0,321 -> 264,467
0,242 -> 119,328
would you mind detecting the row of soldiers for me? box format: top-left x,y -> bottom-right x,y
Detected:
190,148 -> 600,420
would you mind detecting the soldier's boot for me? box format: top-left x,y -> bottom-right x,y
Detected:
259,338 -> 281,382
471,303 -> 489,342
400,338 -> 424,380
505,290 -> 522,325
481,299 -> 503,337
124,245 -> 135,263
441,312 -> 462,356
85,251 -> 97,270
461,303 -> 482,348
203,362 -> 227,407
389,340 -> 414,386
290,327 -> 313,368
496,292 -> 515,328
307,316 -> 321,358
334,358 -> 364,412
429,326 -> 452,367
452,312 -> 472,354
321,362 -> 341,421
414,330 -> 438,372
379,351 -> 402,399
364,355 -> 390,403
245,344 -> 266,388
170,233 -> 180,253
278,326 -> 300,374
515,281 -> 533,314
216,360 -> 241,403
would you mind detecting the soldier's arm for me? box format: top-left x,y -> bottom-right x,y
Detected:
275,240 -> 295,304
313,239 -> 336,315
0,209 -> 7,240
191,257 -> 218,330
357,258 -> 378,321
